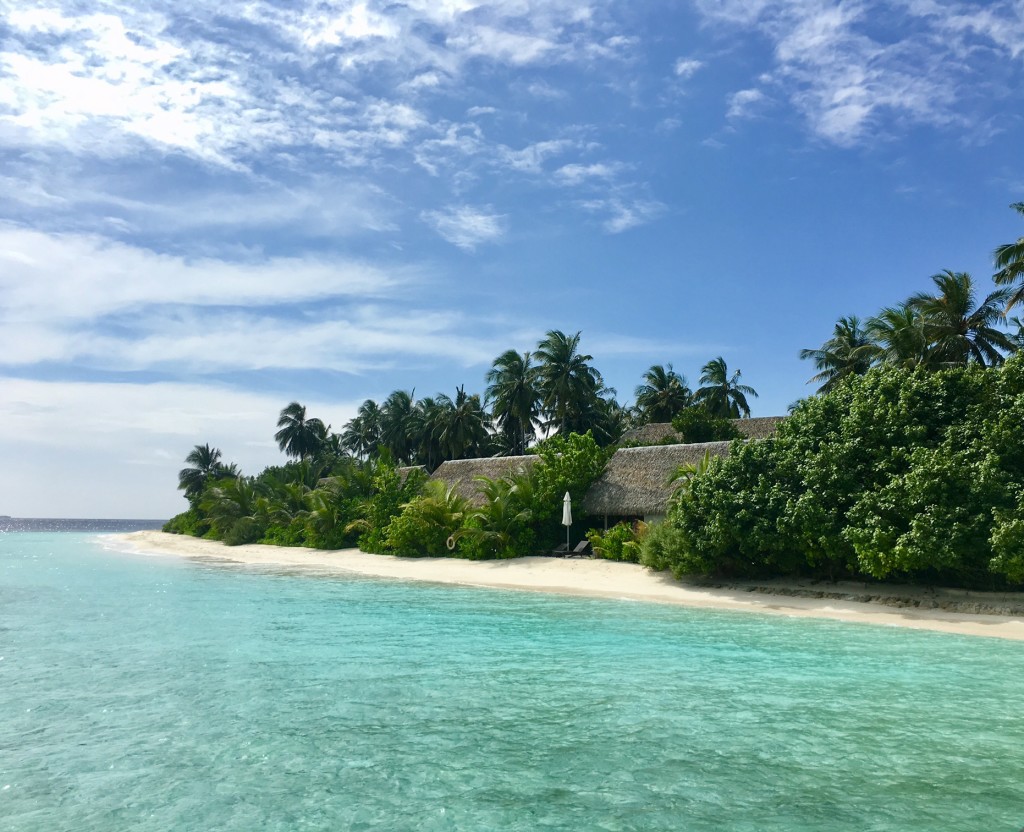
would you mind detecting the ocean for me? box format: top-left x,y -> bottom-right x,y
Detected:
1,526 -> 1022,831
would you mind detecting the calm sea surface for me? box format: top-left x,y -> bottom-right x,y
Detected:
1,529 -> 1022,831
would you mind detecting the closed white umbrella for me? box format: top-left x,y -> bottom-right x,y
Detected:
562,491 -> 572,551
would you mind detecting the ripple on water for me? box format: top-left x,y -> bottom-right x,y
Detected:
1,532 -> 1022,832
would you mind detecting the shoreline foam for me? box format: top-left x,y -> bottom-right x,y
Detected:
110,531 -> 1024,642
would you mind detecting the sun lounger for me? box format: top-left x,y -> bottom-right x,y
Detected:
549,543 -> 569,556
565,540 -> 591,558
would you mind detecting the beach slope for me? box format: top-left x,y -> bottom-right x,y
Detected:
113,531 -> 1024,641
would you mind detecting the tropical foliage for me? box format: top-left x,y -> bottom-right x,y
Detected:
646,359 -> 1024,588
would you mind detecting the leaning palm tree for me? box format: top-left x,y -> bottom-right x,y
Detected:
799,316 -> 874,393
533,330 -> 605,435
177,443 -> 237,503
275,402 -> 328,461
994,202 -> 1024,310
694,357 -> 758,418
634,364 -> 692,422
485,349 -> 541,455
909,270 -> 1014,367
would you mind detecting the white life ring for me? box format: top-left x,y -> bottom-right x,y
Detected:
446,535 -> 457,551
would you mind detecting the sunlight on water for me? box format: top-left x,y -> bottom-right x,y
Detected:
2,532 -> 1022,831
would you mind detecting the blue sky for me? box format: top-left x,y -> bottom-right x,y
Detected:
1,0 -> 1022,518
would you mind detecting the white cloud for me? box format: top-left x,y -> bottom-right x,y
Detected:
421,204 -> 508,249
554,162 -> 623,186
0,377 -> 365,517
694,0 -> 1024,146
580,197 -> 665,233
674,57 -> 705,78
727,88 -> 767,120
0,226 -> 402,324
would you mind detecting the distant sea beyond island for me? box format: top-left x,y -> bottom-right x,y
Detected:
0,518 -> 165,533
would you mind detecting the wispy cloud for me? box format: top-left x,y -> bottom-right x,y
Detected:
674,57 -> 705,78
421,204 -> 508,249
694,0 -> 1024,146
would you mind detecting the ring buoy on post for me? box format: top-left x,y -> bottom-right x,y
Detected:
446,535 -> 457,551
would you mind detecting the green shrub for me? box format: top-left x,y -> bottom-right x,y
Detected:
671,407 -> 742,443
587,521 -> 647,563
384,481 -> 468,557
163,508 -> 209,537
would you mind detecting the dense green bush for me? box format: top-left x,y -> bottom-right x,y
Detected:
658,359 -> 1024,587
163,507 -> 209,537
384,481 -> 468,557
587,522 -> 647,562
530,431 -> 610,550
671,407 -> 742,443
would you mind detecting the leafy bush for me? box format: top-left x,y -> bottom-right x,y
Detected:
639,521 -> 693,575
656,360 -> 1024,587
587,521 -> 647,562
261,521 -> 308,547
384,481 -> 468,557
671,407 -> 742,443
163,508 -> 209,537
530,431 -> 611,550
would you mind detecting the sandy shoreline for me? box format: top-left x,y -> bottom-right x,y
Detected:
109,531 -> 1024,642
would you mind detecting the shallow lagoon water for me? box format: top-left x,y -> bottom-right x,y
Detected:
2,532 -> 1022,831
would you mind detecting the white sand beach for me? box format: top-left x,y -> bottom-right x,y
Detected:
111,531 -> 1024,642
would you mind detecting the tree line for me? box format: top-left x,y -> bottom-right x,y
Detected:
800,203 -> 1024,391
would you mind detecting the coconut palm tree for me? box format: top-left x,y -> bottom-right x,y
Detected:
533,330 -> 605,435
341,399 -> 383,459
485,349 -> 541,455
864,304 -> 931,369
177,443 -> 237,503
694,357 -> 758,418
275,402 -> 328,461
634,364 -> 692,422
435,386 -> 489,462
910,270 -> 1013,367
799,316 -> 874,393
994,202 -> 1024,309
380,390 -> 417,464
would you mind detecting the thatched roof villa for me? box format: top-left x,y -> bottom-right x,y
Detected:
428,455 -> 538,506
619,416 -> 786,446
583,441 -> 733,526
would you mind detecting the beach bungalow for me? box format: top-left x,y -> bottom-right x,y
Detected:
582,441 -> 732,527
428,455 -> 538,506
618,415 -> 786,446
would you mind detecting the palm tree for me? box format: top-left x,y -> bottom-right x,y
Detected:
436,386 -> 489,462
177,443 -> 237,503
275,402 -> 328,460
485,349 -> 541,455
533,330 -> 605,435
694,357 -> 758,418
864,304 -> 931,369
799,316 -> 873,393
380,390 -> 417,464
634,364 -> 692,422
994,202 -> 1024,309
341,399 -> 383,459
910,270 -> 1013,367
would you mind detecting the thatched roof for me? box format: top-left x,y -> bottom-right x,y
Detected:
396,465 -> 427,484
429,455 -> 538,506
582,442 -> 732,516
734,416 -> 787,440
619,416 -> 786,446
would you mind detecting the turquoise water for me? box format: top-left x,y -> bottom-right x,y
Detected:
2,532 -> 1023,831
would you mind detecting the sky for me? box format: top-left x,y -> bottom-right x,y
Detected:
1,0 -> 1023,518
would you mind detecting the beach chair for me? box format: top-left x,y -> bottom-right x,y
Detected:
565,540 -> 591,558
549,542 -> 569,556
